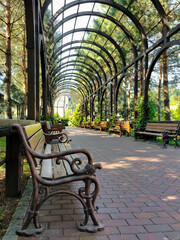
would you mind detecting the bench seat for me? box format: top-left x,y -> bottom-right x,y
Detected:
13,123 -> 104,236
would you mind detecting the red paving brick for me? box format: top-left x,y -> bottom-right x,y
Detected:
14,127 -> 180,240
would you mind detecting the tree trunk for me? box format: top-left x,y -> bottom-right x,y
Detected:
163,50 -> 171,120
4,0 -> 12,119
20,19 -> 27,119
158,57 -> 163,121
105,89 -> 107,120
123,79 -> 127,120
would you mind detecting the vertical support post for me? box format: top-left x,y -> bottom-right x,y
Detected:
5,133 -> 21,197
24,0 -> 36,120
35,0 -> 40,121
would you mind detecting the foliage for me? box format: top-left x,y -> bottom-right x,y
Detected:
0,137 -> 6,151
135,96 -> 157,128
94,113 -> 101,124
108,114 -> 118,125
59,117 -> 69,126
69,103 -> 82,127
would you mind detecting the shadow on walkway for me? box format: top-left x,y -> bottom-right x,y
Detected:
3,127 -> 180,240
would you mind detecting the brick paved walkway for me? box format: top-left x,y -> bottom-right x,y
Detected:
7,127 -> 180,239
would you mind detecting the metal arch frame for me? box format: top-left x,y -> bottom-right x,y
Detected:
23,0 -> 179,122
51,60 -> 104,86
50,40 -> 118,75
55,83 -> 86,101
52,63 -> 101,91
47,27 -> 126,68
49,45 -> 113,76
56,88 -> 83,102
56,72 -> 93,95
52,53 -> 106,87
55,87 -> 84,102
44,0 -> 147,50
55,64 -> 97,93
50,53 -> 106,87
55,72 -> 94,95
54,77 -> 90,97
56,60 -> 102,85
47,11 -> 138,59
53,68 -> 98,92
144,40 -> 180,109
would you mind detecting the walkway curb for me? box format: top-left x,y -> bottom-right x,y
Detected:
2,178 -> 33,240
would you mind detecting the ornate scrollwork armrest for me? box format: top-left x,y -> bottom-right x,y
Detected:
56,153 -> 102,176
44,132 -> 69,143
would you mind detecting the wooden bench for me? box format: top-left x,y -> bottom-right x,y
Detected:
90,121 -> 96,129
84,121 -> 91,128
94,122 -> 107,132
109,121 -> 131,137
44,120 -> 65,143
12,123 -> 104,236
44,120 -> 65,134
135,121 -> 180,148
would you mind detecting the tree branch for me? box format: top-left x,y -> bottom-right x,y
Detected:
0,32 -> 6,38
0,48 -> 6,54
0,16 -> 7,24
0,1 -> 6,8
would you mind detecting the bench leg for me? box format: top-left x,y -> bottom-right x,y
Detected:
16,182 -> 45,236
77,178 -> 104,232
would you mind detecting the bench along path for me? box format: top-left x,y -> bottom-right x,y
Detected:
12,123 -> 103,238
14,126 -> 180,240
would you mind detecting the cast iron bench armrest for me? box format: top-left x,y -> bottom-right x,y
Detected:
43,132 -> 70,143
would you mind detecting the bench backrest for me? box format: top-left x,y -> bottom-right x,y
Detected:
90,122 -> 96,127
100,122 -> 107,128
145,122 -> 180,133
121,121 -> 131,132
44,120 -> 51,133
23,123 -> 45,166
85,122 -> 90,127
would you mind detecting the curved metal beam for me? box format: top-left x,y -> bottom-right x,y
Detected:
50,40 -> 118,75
53,62 -> 102,87
145,40 -> 180,103
52,68 -> 98,91
49,45 -> 112,75
52,60 -> 103,85
57,83 -> 86,101
56,87 -> 83,101
56,72 -> 93,93
54,78 -> 90,96
47,27 -> 126,68
47,11 -> 137,59
51,53 -> 106,86
45,0 -> 147,50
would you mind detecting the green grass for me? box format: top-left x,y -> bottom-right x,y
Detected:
0,137 -> 6,152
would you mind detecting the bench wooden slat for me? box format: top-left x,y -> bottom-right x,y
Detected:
28,129 -> 45,151
58,143 -> 74,175
23,123 -> 42,138
52,144 -> 67,179
65,142 -> 86,170
40,144 -> 53,179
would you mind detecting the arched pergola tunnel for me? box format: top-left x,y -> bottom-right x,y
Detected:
24,0 -> 180,122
